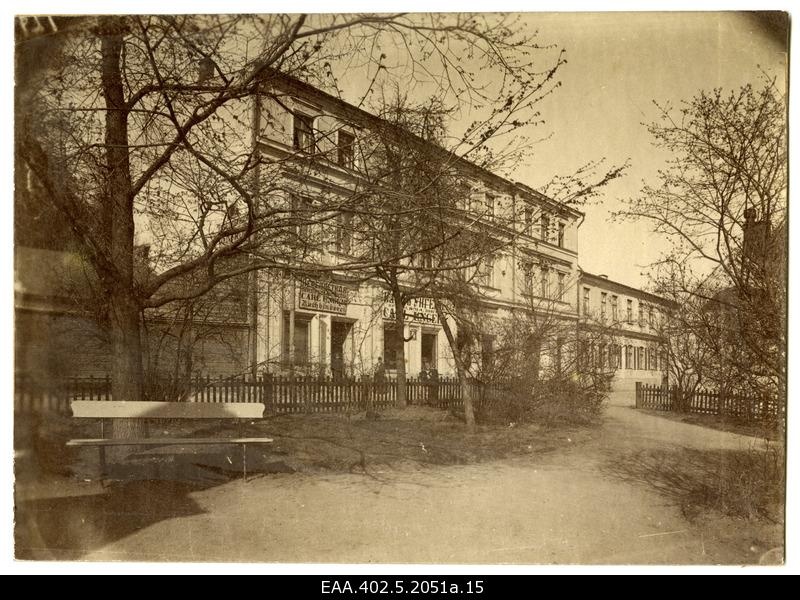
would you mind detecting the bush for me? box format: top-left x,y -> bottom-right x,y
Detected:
475,374 -> 608,427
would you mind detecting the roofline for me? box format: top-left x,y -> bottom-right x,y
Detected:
579,269 -> 678,308
261,70 -> 584,220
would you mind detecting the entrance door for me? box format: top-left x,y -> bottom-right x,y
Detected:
331,320 -> 352,378
421,332 -> 437,372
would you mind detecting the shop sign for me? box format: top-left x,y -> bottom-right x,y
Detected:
383,296 -> 440,325
297,279 -> 351,314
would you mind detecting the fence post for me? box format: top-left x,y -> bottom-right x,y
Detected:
635,382 -> 641,408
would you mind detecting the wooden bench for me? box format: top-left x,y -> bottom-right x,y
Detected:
67,401 -> 273,481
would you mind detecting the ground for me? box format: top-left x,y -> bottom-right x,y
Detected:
14,405 -> 784,565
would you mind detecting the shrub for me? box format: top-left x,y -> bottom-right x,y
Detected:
475,373 -> 608,427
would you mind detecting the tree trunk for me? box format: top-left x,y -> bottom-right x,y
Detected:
393,288 -> 407,408
434,300 -> 475,431
100,18 -> 146,439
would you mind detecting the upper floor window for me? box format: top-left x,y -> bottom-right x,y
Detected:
540,266 -> 550,298
626,299 -> 633,324
557,272 -> 566,300
648,306 -> 655,329
638,302 -> 645,327
557,222 -> 565,248
521,260 -> 534,293
600,292 -> 607,320
337,130 -> 355,169
476,257 -> 495,288
485,194 -> 496,220
524,206 -> 533,233
541,214 -> 550,242
335,211 -> 353,255
293,113 -> 315,154
611,295 -> 618,321
583,287 -> 590,316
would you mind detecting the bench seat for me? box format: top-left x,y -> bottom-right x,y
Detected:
68,401 -> 272,481
66,437 -> 273,447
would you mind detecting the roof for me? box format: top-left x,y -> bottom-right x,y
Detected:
262,69 -> 584,220
579,269 -> 677,308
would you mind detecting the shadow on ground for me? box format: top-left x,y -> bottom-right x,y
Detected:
600,444 -> 785,565
14,416 -> 296,561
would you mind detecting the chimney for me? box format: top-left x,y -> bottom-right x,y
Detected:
198,56 -> 215,83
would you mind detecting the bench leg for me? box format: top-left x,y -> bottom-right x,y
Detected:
99,446 -> 107,484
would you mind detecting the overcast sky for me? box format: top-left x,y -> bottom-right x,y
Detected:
519,12 -> 787,289
336,11 -> 787,290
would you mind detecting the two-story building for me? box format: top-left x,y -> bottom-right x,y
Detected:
577,270 -> 673,399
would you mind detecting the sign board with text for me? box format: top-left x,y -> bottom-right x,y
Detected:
297,279 -> 352,315
382,297 -> 440,325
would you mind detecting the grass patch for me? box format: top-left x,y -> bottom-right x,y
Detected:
17,405 -> 598,481
638,409 -> 783,442
605,442 -> 785,523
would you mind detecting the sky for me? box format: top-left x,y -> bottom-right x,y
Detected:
515,12 -> 788,289
333,11 -> 788,291
326,11 -> 787,290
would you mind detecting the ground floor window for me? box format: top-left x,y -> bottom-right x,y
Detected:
282,311 -> 310,364
421,331 -> 437,372
383,323 -> 403,370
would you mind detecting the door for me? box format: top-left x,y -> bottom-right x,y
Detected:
330,320 -> 352,378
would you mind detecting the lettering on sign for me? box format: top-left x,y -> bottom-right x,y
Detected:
297,279 -> 352,315
382,297 -> 440,325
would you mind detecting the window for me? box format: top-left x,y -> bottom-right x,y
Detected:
638,303 -> 645,327
600,292 -> 607,321
648,306 -> 654,329
541,213 -> 550,242
335,211 -> 353,255
383,324 -> 403,369
557,222 -> 565,248
337,130 -> 355,169
293,112 -> 315,153
521,260 -> 534,293
282,312 -> 310,364
625,345 -> 633,370
485,194 -> 496,220
291,195 -> 313,244
481,335 -> 495,371
540,265 -> 550,298
626,299 -> 633,324
557,272 -> 566,300
583,287 -> 590,316
555,338 -> 563,373
611,295 -> 618,322
524,206 -> 533,233
476,257 -> 495,288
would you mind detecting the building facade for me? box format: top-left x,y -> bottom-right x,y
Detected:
577,271 -> 671,396
15,68 -> 673,400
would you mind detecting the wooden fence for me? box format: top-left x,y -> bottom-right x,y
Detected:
14,373 -> 478,416
635,382 -> 783,424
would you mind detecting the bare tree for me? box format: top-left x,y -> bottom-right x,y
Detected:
616,79 -> 787,402
16,14 -> 570,438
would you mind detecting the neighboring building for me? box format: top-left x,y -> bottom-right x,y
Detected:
577,270 -> 673,395
13,244 -> 252,381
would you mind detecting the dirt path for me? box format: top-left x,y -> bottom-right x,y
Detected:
18,406 -> 779,564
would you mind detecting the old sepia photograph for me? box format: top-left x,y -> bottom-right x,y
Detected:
10,8 -> 789,569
